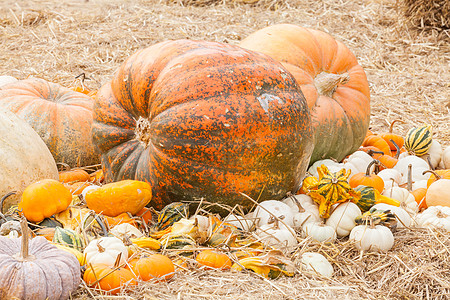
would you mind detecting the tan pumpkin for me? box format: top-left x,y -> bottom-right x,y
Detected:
239,24 -> 370,163
0,77 -> 99,167
0,107 -> 58,211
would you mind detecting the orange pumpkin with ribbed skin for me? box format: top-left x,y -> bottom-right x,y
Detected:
92,40 -> 314,211
239,24 -> 370,164
0,78 -> 99,167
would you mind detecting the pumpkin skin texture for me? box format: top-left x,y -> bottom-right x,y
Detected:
239,24 -> 371,163
0,107 -> 59,211
0,235 -> 81,300
92,39 -> 314,211
0,77 -> 99,167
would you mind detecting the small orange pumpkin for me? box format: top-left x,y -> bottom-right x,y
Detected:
362,135 -> 392,157
18,179 -> 73,223
196,249 -> 232,270
83,254 -> 136,295
127,254 -> 175,281
103,212 -> 138,228
349,160 -> 385,193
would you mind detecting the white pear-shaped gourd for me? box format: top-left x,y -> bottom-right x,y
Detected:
325,202 -> 362,237
419,139 -> 442,169
283,195 -> 321,229
382,187 -> 419,215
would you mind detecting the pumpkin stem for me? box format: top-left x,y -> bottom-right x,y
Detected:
388,119 -> 405,133
314,72 -> 350,98
422,170 -> 442,180
113,252 -> 122,269
19,217 -> 31,260
365,160 -> 379,176
407,164 -> 413,192
425,155 -> 435,171
288,194 -> 305,213
135,116 -> 152,148
389,139 -> 401,159
97,241 -> 105,253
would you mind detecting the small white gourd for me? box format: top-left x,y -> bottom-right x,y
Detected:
415,206 -> 450,231
325,202 -> 362,237
302,222 -> 336,243
253,200 -> 294,228
349,224 -> 394,252
300,252 -> 333,278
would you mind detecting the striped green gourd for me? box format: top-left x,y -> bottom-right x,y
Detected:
52,227 -> 85,252
404,124 -> 432,155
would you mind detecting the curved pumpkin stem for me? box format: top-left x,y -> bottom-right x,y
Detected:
365,159 -> 380,176
389,139 -> 401,159
388,119 -> 405,133
314,72 -> 350,97
422,170 -> 442,180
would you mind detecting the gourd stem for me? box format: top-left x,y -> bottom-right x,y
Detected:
388,119 -> 405,133
97,242 -> 105,253
407,164 -> 413,192
20,217 -> 29,259
389,139 -> 401,159
422,170 -> 442,180
314,72 -> 349,98
135,116 -> 152,148
114,252 -> 122,269
365,160 -> 379,176
425,156 -> 435,171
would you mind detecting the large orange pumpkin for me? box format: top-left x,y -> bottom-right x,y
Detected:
92,39 -> 314,211
239,24 -> 371,163
0,78 -> 99,167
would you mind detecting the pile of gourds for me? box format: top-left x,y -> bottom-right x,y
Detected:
0,22 -> 449,299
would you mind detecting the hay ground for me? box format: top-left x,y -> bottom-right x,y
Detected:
0,0 -> 449,299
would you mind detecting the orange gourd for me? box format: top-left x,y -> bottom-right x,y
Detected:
411,188 -> 427,211
196,249 -> 232,270
424,170 -> 450,188
83,254 -> 137,295
349,160 -> 385,193
362,135 -> 392,157
59,169 -> 90,183
18,179 -> 73,223
127,254 -> 175,281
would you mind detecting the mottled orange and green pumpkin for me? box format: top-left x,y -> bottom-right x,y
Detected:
239,24 -> 371,164
92,39 -> 314,211
0,78 -> 99,167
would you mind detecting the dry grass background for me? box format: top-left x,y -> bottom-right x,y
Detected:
1,0 -> 449,299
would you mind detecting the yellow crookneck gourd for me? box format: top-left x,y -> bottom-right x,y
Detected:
304,165 -> 360,218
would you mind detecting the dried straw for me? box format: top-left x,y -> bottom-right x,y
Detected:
399,0 -> 450,30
